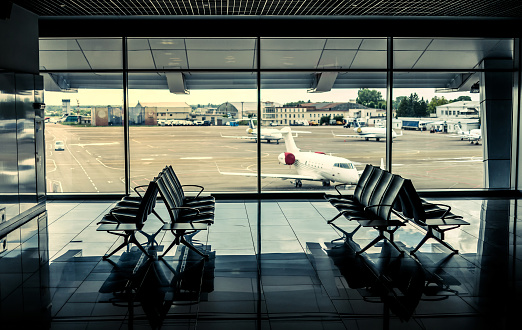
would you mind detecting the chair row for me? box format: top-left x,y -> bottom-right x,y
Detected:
326,164 -> 469,255
96,165 -> 215,260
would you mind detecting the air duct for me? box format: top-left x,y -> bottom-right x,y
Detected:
166,72 -> 189,94
308,72 -> 338,93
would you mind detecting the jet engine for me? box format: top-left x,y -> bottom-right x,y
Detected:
278,152 -> 295,165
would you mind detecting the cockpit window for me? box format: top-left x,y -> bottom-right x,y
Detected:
334,163 -> 353,169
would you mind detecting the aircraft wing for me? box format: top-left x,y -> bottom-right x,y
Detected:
217,168 -> 319,181
220,132 -> 282,142
220,133 -> 257,140
450,132 -> 481,140
331,131 -> 375,139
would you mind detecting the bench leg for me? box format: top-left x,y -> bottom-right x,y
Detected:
356,228 -> 404,256
103,232 -> 151,260
410,227 -> 458,255
103,236 -> 130,259
356,233 -> 384,255
128,233 -> 151,258
160,233 -> 181,258
327,212 -> 344,224
160,230 -> 208,259
330,223 -> 361,243
180,236 -> 209,259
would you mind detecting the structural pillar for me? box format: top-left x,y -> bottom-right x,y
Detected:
481,58 -> 513,189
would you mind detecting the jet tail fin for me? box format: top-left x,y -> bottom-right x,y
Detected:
280,127 -> 300,153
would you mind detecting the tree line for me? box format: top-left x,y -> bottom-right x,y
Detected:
285,88 -> 472,118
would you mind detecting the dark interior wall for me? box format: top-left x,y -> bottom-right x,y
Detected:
0,4 -> 39,73
0,4 -> 43,232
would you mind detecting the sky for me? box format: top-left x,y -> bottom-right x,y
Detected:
45,88 -> 479,107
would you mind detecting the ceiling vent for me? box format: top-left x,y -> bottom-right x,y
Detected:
308,72 -> 338,93
166,72 -> 189,94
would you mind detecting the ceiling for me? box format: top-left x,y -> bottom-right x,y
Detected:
14,0 -> 518,93
40,37 -> 513,92
10,0 -> 522,17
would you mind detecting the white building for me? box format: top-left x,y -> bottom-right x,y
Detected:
436,101 -> 479,119
261,102 -> 385,126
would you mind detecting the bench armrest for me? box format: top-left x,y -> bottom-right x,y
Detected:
364,204 -> 410,222
425,203 -> 464,220
181,184 -> 205,199
334,183 -> 354,196
132,184 -> 149,199
169,206 -> 201,216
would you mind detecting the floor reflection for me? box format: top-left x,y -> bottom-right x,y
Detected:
0,198 -> 519,329
98,244 -> 215,329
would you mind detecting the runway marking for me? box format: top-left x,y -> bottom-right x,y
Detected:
69,142 -> 119,147
47,159 -> 57,173
96,157 -> 123,170
65,145 -> 99,193
419,156 -> 483,162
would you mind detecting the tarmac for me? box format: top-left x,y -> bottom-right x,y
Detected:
45,124 -> 483,193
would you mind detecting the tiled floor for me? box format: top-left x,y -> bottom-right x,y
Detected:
14,197 -> 522,328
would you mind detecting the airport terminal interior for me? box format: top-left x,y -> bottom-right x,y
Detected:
1,1 -> 522,329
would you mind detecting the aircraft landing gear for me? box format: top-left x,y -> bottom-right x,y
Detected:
295,179 -> 302,188
322,181 -> 331,186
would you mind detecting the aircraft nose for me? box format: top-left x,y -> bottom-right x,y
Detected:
351,171 -> 360,184
340,169 -> 359,185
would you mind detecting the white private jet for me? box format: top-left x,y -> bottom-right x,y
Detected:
220,120 -> 309,144
455,126 -> 481,144
333,122 -> 402,142
217,127 -> 360,187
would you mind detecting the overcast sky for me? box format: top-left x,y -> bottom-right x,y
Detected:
45,88 -> 479,107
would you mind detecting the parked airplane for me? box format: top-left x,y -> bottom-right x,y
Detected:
221,119 -> 309,144
218,127 -> 360,187
333,121 -> 402,141
455,126 -> 481,144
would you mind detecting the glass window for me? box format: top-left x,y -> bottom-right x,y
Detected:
128,72 -> 258,193
43,74 -> 124,193
37,36 -> 515,194
261,73 -> 387,191
392,73 -> 483,189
